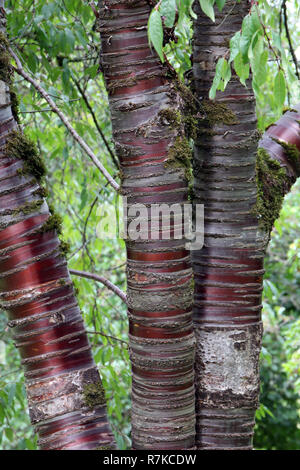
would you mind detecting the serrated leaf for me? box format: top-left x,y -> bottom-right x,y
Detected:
199,0 -> 215,22
148,9 -> 164,62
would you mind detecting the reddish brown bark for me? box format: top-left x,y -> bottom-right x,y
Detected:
192,0 -> 300,450
0,8 -> 114,450
98,0 -> 195,450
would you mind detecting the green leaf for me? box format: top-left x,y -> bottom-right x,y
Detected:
252,49 -> 268,87
229,31 -> 241,62
274,70 -> 286,107
240,11 -> 263,63
216,0 -> 226,11
199,0 -> 215,22
209,57 -> 225,99
148,9 -> 164,62
160,0 -> 176,28
4,427 -> 14,442
234,52 -> 249,86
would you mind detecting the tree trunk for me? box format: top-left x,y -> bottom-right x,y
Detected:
192,0 -> 265,450
98,0 -> 195,450
192,0 -> 300,450
0,5 -> 114,450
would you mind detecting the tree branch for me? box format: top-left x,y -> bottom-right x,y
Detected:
69,268 -> 127,304
9,47 -> 120,192
281,0 -> 300,80
73,76 -> 120,170
87,330 -> 128,346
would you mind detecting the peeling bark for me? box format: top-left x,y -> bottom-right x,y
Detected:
0,7 -> 114,450
98,0 -> 195,450
192,0 -> 300,450
192,0 -> 264,450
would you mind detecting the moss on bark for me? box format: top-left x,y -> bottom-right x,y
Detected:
272,138 -> 300,176
5,130 -> 46,181
0,31 -> 12,84
159,108 -> 181,128
9,86 -> 20,123
255,148 -> 290,233
82,383 -> 106,409
199,100 -> 237,127
166,136 -> 193,181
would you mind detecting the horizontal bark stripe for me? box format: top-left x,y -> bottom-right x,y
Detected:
0,14 -> 115,447
99,0 -> 195,449
192,0 -> 267,449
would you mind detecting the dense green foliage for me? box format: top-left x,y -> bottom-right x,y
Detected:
254,181 -> 300,449
1,0 -> 129,450
0,0 -> 299,450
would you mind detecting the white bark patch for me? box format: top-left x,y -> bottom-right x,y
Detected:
195,324 -> 262,398
0,80 -> 8,105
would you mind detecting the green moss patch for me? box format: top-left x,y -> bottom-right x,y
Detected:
255,148 -> 290,233
175,80 -> 197,114
39,211 -> 63,235
13,199 -> 43,216
59,239 -> 71,256
199,100 -> 237,127
272,138 -> 300,177
0,32 -> 12,84
183,114 -> 198,140
159,108 -> 181,128
5,130 -> 46,181
9,86 -> 20,123
83,383 -> 106,409
166,136 -> 192,181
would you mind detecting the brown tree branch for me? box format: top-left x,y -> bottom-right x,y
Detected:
69,269 -> 127,304
9,47 -> 120,192
281,0 -> 300,80
73,76 -> 120,170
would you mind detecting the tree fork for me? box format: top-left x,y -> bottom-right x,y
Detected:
0,3 -> 115,450
98,0 -> 196,450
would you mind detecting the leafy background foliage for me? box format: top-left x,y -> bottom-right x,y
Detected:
0,0 -> 299,450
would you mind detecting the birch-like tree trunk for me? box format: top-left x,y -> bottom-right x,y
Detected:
192,0 -> 300,450
98,0 -> 196,450
0,3 -> 114,450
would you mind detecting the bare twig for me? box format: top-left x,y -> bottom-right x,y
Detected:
281,0 -> 299,80
73,76 -> 119,170
69,268 -> 127,304
87,330 -> 128,346
9,47 -> 120,192
87,1 -> 99,18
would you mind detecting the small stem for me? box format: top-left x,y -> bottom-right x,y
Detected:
69,268 -> 127,304
73,76 -> 119,169
9,47 -> 120,192
87,330 -> 128,346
